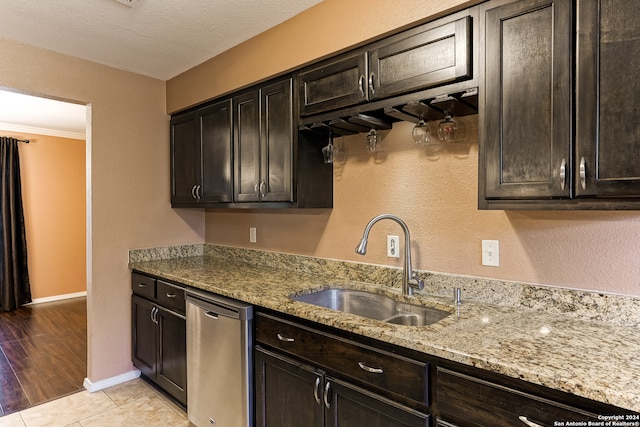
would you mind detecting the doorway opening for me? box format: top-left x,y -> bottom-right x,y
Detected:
0,88 -> 89,415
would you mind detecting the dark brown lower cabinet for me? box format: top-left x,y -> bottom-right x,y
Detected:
326,377 -> 429,427
435,367 -> 634,427
131,273 -> 187,406
255,347 -> 324,427
255,346 -> 429,427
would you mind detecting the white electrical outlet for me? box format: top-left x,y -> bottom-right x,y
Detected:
387,235 -> 400,258
249,227 -> 257,243
482,240 -> 499,267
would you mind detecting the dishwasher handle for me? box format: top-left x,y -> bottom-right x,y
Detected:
186,293 -> 253,321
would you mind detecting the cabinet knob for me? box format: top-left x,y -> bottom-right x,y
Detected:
579,157 -> 587,190
559,158 -> 567,190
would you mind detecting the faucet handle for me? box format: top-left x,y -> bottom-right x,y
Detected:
409,273 -> 424,291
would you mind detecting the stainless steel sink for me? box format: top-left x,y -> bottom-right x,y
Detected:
292,288 -> 450,326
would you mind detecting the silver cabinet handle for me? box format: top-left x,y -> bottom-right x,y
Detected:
196,184 -> 201,200
559,158 -> 566,190
191,184 -> 198,200
254,182 -> 259,196
166,293 -> 176,299
519,416 -> 543,427
368,73 -> 376,96
150,307 -> 159,325
313,377 -> 321,404
276,333 -> 295,342
358,361 -> 384,374
137,283 -> 147,288
358,75 -> 366,97
259,181 -> 266,198
323,382 -> 331,409
579,157 -> 587,190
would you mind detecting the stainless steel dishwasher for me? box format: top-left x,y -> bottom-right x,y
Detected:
186,291 -> 253,427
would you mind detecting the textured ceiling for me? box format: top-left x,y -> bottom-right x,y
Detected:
0,0 -> 324,80
0,0 -> 324,135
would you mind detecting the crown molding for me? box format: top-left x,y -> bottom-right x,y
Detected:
0,122 -> 85,140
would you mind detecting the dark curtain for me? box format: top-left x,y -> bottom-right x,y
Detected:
0,137 -> 31,311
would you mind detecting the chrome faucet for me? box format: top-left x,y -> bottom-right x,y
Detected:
355,214 -> 424,297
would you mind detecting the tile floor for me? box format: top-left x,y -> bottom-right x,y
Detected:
0,378 -> 192,427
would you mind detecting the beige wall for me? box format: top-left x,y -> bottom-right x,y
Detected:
0,38 -> 205,383
3,130 -> 87,299
166,0 -> 640,298
205,119 -> 640,297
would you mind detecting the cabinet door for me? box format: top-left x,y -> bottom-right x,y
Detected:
234,90 -> 261,202
297,52 -> 368,116
199,99 -> 233,203
170,111 -> 200,205
156,305 -> 187,405
261,79 -> 294,202
131,295 -> 157,379
482,0 -> 573,200
255,347 -> 324,427
575,0 -> 640,197
369,16 -> 472,101
325,377 -> 429,427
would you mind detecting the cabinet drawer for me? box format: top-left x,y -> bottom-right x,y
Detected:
132,272 -> 156,299
157,280 -> 185,314
256,313 -> 428,406
436,367 -> 600,426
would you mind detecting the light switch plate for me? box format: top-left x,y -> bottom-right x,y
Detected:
482,240 -> 499,267
249,227 -> 257,243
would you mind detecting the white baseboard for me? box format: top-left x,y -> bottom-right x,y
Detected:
27,291 -> 87,305
83,370 -> 141,393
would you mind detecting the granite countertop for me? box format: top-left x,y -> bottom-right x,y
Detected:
129,254 -> 640,412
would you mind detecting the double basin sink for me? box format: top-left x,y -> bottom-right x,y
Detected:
292,288 -> 450,327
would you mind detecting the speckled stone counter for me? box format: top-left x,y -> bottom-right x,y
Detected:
129,245 -> 640,412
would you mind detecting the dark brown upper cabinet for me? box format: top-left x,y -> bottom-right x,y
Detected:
575,0 -> 640,198
368,15 -> 472,101
481,0 -> 573,202
234,78 -> 294,203
170,75 -> 333,210
170,99 -> 233,207
297,13 -> 474,119
480,0 -> 640,209
297,52 -> 368,117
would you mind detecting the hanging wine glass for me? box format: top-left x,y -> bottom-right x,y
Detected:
365,129 -> 381,152
437,113 -> 457,142
322,135 -> 336,163
412,119 -> 431,144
